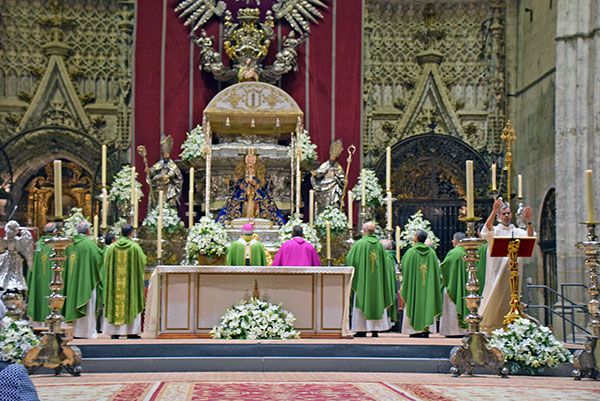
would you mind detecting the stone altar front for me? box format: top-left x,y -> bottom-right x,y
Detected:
144,265 -> 353,338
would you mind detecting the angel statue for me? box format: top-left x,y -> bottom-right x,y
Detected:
311,140 -> 345,215
146,135 -> 183,208
0,220 -> 33,292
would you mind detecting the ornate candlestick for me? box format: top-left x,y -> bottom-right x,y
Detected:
23,220 -> 82,376
573,222 -> 600,380
450,216 -> 508,378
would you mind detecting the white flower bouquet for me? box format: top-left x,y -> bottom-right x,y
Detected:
185,217 -> 228,263
63,207 -> 88,238
108,165 -> 143,205
489,318 -> 572,374
276,217 -> 321,252
0,317 -> 40,363
315,206 -> 348,237
179,124 -> 207,161
399,210 -> 440,250
211,297 -> 300,340
288,129 -> 317,163
142,205 -> 184,234
109,217 -> 128,238
350,168 -> 385,207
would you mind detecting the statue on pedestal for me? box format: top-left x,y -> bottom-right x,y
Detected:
146,135 -> 183,208
0,220 -> 33,292
311,140 -> 345,215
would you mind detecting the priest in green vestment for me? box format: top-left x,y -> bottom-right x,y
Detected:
63,221 -> 103,338
346,222 -> 396,338
439,232 -> 467,337
102,224 -> 146,339
401,229 -> 442,338
26,222 -> 56,324
476,224 -> 487,296
226,223 -> 268,266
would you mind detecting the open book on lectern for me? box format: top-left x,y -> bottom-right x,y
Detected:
489,236 -> 537,258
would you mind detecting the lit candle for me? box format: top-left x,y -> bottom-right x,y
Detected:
93,214 -> 99,239
491,163 -> 497,191
386,146 -> 391,191
517,174 -> 523,198
386,191 -> 393,230
132,188 -> 138,229
585,170 -> 596,223
101,144 -> 107,188
53,160 -> 62,217
466,160 -> 474,218
101,188 -> 108,229
309,189 -> 314,226
361,169 -> 366,207
326,221 -> 331,260
189,167 -> 195,228
347,191 -> 353,229
395,226 -> 401,263
157,190 -> 164,260
130,166 -> 136,207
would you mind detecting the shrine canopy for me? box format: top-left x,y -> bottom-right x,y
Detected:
204,82 -> 303,137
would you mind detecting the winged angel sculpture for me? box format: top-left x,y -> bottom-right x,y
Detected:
175,0 -> 328,83
0,220 -> 34,292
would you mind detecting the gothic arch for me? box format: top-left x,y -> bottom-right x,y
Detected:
538,188 -> 557,326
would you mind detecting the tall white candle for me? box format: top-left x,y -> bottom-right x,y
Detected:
326,221 -> 331,260
295,154 -> 301,216
132,188 -> 138,229
309,189 -> 314,226
361,169 -> 366,207
205,146 -> 211,217
189,167 -> 195,228
517,174 -> 523,198
101,188 -> 108,228
157,190 -> 164,260
101,144 -> 107,188
53,160 -> 62,217
395,226 -> 401,263
491,163 -> 497,191
466,160 -> 474,218
93,214 -> 99,239
130,166 -> 136,207
347,191 -> 353,229
386,191 -> 393,230
386,146 -> 391,191
585,170 -> 596,222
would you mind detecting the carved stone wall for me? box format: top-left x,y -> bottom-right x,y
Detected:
0,0 -> 134,220
363,0 -> 506,165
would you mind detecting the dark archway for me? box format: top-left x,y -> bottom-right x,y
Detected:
375,133 -> 491,257
539,188 -> 556,326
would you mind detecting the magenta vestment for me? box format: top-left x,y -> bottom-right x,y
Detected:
272,237 -> 321,266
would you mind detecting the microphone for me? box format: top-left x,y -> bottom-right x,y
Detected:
7,205 -> 17,220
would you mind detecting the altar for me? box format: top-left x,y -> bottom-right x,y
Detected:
144,265 -> 354,339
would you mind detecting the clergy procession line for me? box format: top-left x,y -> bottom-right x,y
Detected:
26,198 -> 533,339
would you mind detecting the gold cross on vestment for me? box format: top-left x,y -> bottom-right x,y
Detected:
369,251 -> 377,273
419,263 -> 428,286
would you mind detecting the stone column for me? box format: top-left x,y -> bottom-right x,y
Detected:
555,0 -> 600,299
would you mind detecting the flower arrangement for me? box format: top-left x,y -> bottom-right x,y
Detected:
489,318 -> 572,374
110,217 -> 128,238
350,168 -> 385,207
288,129 -> 317,163
179,124 -> 207,161
211,297 -> 300,340
399,210 -> 440,250
108,165 -> 143,205
314,206 -> 348,237
142,205 -> 184,234
185,217 -> 228,263
63,207 -> 88,238
276,217 -> 321,252
0,317 -> 40,363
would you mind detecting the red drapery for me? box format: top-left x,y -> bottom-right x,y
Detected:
134,0 -> 362,217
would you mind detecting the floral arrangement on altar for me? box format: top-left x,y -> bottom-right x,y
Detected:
0,317 -> 40,363
315,206 -> 348,237
488,318 -> 572,374
350,168 -> 385,208
108,165 -> 143,205
142,206 -> 184,234
185,217 -> 228,263
210,297 -> 300,340
179,124 -> 206,161
63,207 -> 88,238
276,217 -> 321,252
288,129 -> 317,163
110,217 -> 128,237
399,210 -> 440,250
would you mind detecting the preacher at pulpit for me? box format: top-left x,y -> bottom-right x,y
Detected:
226,223 -> 268,266
479,198 -> 535,332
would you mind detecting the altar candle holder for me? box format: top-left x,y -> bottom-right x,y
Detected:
449,216 -> 508,378
573,221 -> 600,380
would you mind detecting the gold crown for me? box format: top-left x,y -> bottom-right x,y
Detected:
160,135 -> 173,154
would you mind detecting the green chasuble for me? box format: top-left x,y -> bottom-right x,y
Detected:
385,250 -> 399,322
477,242 -> 487,296
103,237 -> 147,325
227,237 -> 267,266
401,242 -> 443,332
440,246 -> 468,328
63,234 -> 103,322
346,235 -> 396,321
26,235 -> 54,322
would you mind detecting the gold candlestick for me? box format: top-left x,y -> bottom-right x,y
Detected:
501,121 -> 516,207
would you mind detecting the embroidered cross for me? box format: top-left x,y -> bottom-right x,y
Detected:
369,251 -> 377,273
419,263 -> 428,286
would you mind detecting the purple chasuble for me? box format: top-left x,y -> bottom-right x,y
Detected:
273,237 -> 321,266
